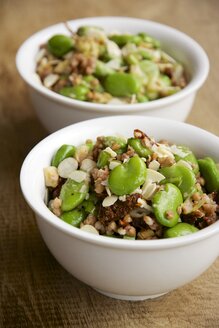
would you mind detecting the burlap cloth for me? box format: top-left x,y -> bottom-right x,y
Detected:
0,0 -> 219,327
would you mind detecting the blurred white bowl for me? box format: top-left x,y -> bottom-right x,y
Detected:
20,116 -> 219,301
16,17 -> 209,132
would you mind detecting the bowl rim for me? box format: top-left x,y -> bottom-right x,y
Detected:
20,115 -> 219,251
16,16 -> 209,113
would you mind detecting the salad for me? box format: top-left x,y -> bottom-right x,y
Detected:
44,129 -> 219,239
36,25 -> 187,104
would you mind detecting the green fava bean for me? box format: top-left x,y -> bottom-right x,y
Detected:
138,49 -> 153,60
79,200 -> 96,214
108,156 -> 147,196
198,157 -> 219,192
77,26 -> 104,38
60,178 -> 88,212
125,54 -> 139,65
48,34 -> 74,57
87,192 -> 98,204
97,150 -> 111,168
174,146 -> 199,174
159,74 -> 171,87
109,34 -> 141,47
128,138 -> 151,158
123,235 -> 135,240
82,75 -> 104,92
104,73 -> 142,97
160,163 -> 196,199
59,85 -> 89,101
51,144 -> 76,167
164,222 -> 199,238
138,33 -> 160,48
103,136 -> 127,154
60,209 -> 86,227
146,90 -> 159,100
136,94 -> 149,103
152,183 -> 183,228
95,60 -> 115,77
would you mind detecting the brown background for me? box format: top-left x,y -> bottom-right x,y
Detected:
0,0 -> 219,327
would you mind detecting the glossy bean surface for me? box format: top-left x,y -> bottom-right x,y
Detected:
108,156 -> 147,196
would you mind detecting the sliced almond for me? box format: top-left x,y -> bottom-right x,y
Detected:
142,181 -> 157,200
106,39 -> 121,58
33,73 -> 42,84
43,74 -> 59,88
105,58 -> 121,70
176,160 -> 193,170
117,227 -> 126,236
106,186 -> 112,197
104,147 -> 117,158
35,48 -> 46,63
80,225 -> 99,235
107,98 -> 127,105
152,144 -> 174,159
144,216 -> 154,226
131,187 -> 142,194
58,157 -> 78,178
170,144 -> 188,158
44,188 -> 49,205
102,195 -> 118,207
137,198 -> 153,212
146,169 -> 165,183
119,195 -> 126,202
63,51 -> 74,59
148,160 -> 160,171
69,170 -> 88,183
80,158 -> 96,172
80,184 -> 89,193
109,160 -> 121,170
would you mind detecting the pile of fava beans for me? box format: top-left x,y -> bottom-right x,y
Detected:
43,129 -> 219,240
36,25 -> 187,104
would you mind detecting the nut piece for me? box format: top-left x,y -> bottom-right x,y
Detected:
148,160 -> 160,171
58,157 -> 78,178
152,144 -> 175,159
43,74 -> 59,88
69,170 -> 88,183
146,169 -> 165,183
80,158 -> 96,172
104,147 -> 117,158
44,166 -> 59,188
109,160 -> 121,170
49,197 -> 62,216
80,224 -> 99,235
102,195 -> 118,207
142,181 -> 157,200
75,144 -> 91,163
137,198 -> 153,212
177,159 -> 193,170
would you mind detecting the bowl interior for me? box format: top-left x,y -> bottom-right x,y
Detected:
20,116 -> 219,248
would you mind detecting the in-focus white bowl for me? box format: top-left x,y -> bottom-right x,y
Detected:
20,116 -> 219,301
16,17 -> 209,132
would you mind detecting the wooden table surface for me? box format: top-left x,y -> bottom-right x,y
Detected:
1,0 -> 219,327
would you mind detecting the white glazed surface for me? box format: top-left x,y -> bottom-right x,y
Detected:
16,17 -> 209,132
20,116 -> 219,300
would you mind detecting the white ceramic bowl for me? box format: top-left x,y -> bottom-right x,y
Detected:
16,17 -> 209,132
20,116 -> 219,301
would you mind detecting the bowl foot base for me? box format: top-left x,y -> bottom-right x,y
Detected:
93,288 -> 168,301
